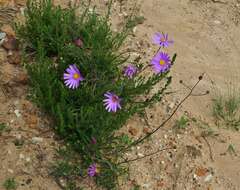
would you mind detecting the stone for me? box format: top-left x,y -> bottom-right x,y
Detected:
7,169 -> 14,174
14,109 -> 21,118
32,137 -> 43,144
137,153 -> 144,157
168,102 -> 175,109
204,174 -> 213,182
214,20 -> 221,25
0,32 -> 6,45
26,157 -> 31,162
19,153 -> 25,159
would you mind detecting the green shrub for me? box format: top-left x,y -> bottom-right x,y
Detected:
212,87 -> 240,131
3,178 -> 17,190
16,0 -> 176,189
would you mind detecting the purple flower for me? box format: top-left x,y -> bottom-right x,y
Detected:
73,38 -> 83,48
88,164 -> 97,177
63,64 -> 84,89
153,33 -> 173,48
103,92 -> 121,112
124,64 -> 137,79
151,52 -> 171,74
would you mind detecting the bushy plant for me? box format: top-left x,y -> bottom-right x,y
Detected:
212,91 -> 240,131
16,0 -> 176,189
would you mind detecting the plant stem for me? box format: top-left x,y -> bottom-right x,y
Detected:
119,73 -> 205,153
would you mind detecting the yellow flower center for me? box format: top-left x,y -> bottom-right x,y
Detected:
159,60 -> 165,65
73,73 -> 80,79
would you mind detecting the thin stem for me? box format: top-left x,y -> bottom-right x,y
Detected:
119,73 -> 205,153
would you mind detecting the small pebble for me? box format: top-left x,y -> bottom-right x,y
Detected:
214,20 -> 221,25
26,157 -> 31,162
123,11 -> 128,17
8,169 -> 14,174
19,153 -> 25,159
0,32 -> 6,45
0,32 -> 6,39
32,137 -> 43,144
204,174 -> 213,182
168,102 -> 175,109
193,173 -> 198,180
20,7 -> 25,15
16,134 -> 22,140
142,183 -> 150,188
14,110 -> 21,118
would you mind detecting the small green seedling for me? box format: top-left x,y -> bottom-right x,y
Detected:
227,144 -> 237,156
3,178 -> 17,190
0,123 -> 7,135
212,87 -> 240,131
175,115 -> 189,130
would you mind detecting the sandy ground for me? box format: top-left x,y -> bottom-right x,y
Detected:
0,0 -> 240,189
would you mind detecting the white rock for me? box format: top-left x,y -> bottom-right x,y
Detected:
214,20 -> 221,25
26,157 -> 31,162
193,173 -> 198,180
123,11 -> 128,17
137,153 -> 144,157
8,169 -> 14,174
8,50 -> 13,56
0,32 -> 6,45
32,137 -> 43,144
142,183 -> 150,188
133,27 -> 137,33
204,174 -> 213,182
16,134 -> 22,140
14,110 -> 21,118
20,7 -> 25,15
14,100 -> 19,105
88,8 -> 93,14
0,32 -> 6,39
168,102 -> 175,109
19,153 -> 25,159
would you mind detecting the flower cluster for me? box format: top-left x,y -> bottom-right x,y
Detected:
62,32 -> 174,177
63,33 -> 174,115
151,32 -> 173,74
